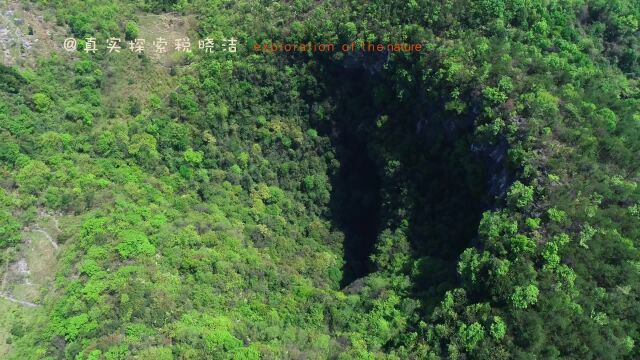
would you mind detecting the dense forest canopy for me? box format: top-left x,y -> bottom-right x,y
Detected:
0,0 -> 639,359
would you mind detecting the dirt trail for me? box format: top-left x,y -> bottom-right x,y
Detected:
0,211 -> 61,307
0,292 -> 39,307
35,210 -> 61,250
32,226 -> 58,250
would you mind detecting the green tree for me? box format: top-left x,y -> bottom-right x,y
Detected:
506,181 -> 534,209
511,284 -> 539,309
458,322 -> 485,351
125,21 -> 139,40
490,316 -> 506,340
116,231 -> 156,259
16,160 -> 50,195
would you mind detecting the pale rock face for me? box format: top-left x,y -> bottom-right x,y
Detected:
10,259 -> 30,276
0,2 -> 67,66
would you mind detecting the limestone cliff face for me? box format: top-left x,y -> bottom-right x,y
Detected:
471,139 -> 512,201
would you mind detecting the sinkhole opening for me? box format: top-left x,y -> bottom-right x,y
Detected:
316,52 -> 498,290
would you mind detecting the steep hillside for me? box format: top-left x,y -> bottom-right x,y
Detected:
0,0 -> 639,359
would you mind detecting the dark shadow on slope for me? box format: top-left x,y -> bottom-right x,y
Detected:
331,128 -> 381,287
323,56 -> 385,288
